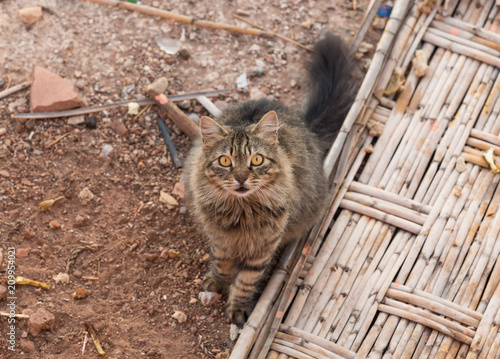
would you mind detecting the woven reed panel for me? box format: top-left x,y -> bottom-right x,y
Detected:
231,0 -> 500,358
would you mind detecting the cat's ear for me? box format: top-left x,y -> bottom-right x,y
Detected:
253,111 -> 279,143
199,116 -> 226,147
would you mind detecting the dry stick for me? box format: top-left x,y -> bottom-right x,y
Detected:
435,14 -> 500,44
12,89 -> 229,120
48,132 -> 71,147
431,19 -> 500,52
84,321 -> 106,356
196,96 -> 222,117
422,31 -> 500,68
233,15 -> 312,52
146,78 -> 199,140
323,0 -> 413,178
83,0 -> 269,37
272,338 -> 335,359
0,80 -> 31,100
350,0 -> 384,56
426,27 -> 500,57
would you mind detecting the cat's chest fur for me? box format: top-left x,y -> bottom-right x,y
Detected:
200,195 -> 289,257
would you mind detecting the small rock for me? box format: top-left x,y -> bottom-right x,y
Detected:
198,291 -> 222,306
216,349 -> 231,359
31,66 -> 84,112
0,128 -> 6,136
19,6 -> 42,25
178,48 -> 191,60
100,144 -> 113,158
250,87 -> 267,100
160,248 -> 180,259
236,73 -> 248,90
372,17 -> 386,30
128,102 -> 140,115
172,182 -> 185,200
16,248 -> 30,258
111,119 -> 128,137
144,253 -> 158,263
0,170 -> 10,178
190,326 -> 197,334
0,285 -> 7,300
201,253 -> 210,262
67,115 -> 85,126
146,350 -> 156,357
78,187 -> 94,201
159,157 -> 169,167
85,117 -> 97,129
52,273 -> 70,284
75,215 -> 85,227
72,287 -> 90,300
301,18 -> 315,29
28,308 -> 55,337
172,310 -> 187,323
49,220 -> 61,229
160,191 -> 179,209
20,339 -> 36,353
367,120 -> 383,137
235,9 -> 251,16
358,41 -> 374,54
189,297 -> 198,304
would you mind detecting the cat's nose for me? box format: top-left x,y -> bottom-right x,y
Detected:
235,175 -> 247,184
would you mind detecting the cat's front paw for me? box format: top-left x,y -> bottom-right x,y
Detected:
202,271 -> 223,293
226,301 -> 253,327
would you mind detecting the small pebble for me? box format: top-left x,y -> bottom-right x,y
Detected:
0,128 -> 6,136
49,220 -> 61,229
16,248 -> 30,258
20,339 -> 36,353
75,215 -> 85,227
145,253 -> 158,263
172,310 -> 187,323
72,287 -> 90,299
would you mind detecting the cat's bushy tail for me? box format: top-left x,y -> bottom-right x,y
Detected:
304,34 -> 357,150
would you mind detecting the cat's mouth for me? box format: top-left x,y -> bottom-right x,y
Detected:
235,186 -> 250,193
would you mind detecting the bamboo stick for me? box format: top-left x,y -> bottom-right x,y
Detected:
82,0 -> 270,37
343,192 -> 427,225
426,27 -> 500,57
422,31 -> 500,68
385,288 -> 480,326
434,15 -> 500,44
471,128 -> 500,146
349,181 -> 432,214
339,199 -> 422,234
323,0 -> 413,178
280,324 -> 356,359
269,343 -> 315,359
378,304 -> 473,345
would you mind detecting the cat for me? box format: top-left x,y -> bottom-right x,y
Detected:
185,34 -> 356,326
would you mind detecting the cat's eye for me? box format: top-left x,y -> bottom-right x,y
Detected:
219,156 -> 232,167
251,154 -> 264,166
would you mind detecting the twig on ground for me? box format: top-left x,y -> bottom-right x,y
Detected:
82,332 -> 88,355
12,89 -> 229,120
233,14 -> 313,52
83,0 -> 269,37
0,311 -> 30,319
13,276 -> 51,290
0,80 -> 31,100
84,321 -> 106,356
146,77 -> 199,140
48,132 -> 71,147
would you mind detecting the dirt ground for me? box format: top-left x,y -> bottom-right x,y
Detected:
0,0 -> 375,357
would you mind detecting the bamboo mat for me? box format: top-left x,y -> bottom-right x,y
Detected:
231,0 -> 500,358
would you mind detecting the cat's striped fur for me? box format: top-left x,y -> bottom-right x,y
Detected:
185,35 -> 356,326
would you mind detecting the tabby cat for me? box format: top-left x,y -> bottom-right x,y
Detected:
185,34 -> 356,326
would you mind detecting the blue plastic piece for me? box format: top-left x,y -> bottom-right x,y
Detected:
377,4 -> 392,18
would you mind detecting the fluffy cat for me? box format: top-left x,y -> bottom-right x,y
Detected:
185,34 -> 356,326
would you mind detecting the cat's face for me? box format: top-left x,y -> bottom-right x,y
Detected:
199,111 -> 280,198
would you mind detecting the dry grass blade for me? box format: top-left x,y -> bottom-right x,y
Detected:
84,321 -> 106,356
